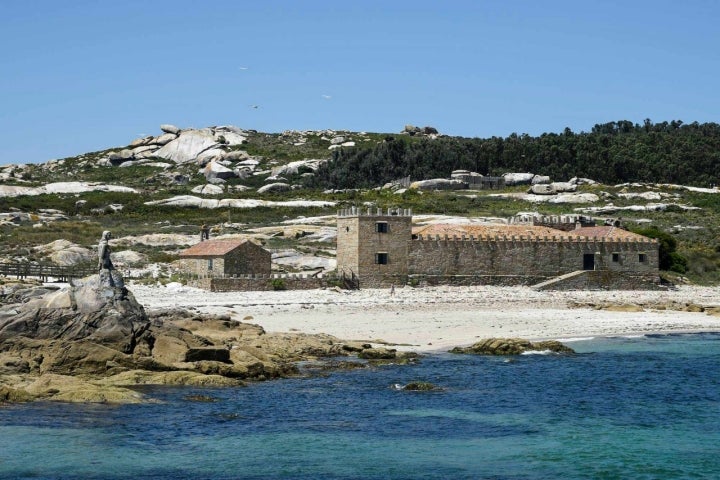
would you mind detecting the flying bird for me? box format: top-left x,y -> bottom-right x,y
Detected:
249,105 -> 259,109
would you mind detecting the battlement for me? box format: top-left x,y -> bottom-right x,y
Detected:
338,206 -> 413,217
414,233 -> 657,244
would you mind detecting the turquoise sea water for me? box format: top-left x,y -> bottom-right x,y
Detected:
1,333 -> 719,479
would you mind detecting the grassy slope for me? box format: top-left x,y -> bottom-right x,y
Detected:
1,130 -> 719,284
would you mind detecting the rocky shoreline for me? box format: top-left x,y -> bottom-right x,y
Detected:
0,275 -> 414,404
3,276 -> 720,404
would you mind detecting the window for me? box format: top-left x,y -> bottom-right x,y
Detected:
207,258 -> 213,271
375,252 -> 389,265
639,253 -> 647,263
612,253 -> 620,262
375,222 -> 388,233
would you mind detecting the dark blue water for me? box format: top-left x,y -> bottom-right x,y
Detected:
1,333 -> 720,479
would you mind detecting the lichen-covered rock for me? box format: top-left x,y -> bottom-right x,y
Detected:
450,338 -> 574,355
154,129 -> 219,164
358,347 -> 397,359
401,381 -> 441,391
409,179 -> 466,191
503,173 -> 535,186
0,272 -> 149,353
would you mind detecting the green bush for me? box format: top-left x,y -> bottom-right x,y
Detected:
270,278 -> 286,290
632,227 -> 687,272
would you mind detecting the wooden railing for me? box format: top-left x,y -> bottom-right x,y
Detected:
0,262 -> 97,282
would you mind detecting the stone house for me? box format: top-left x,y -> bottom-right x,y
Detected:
178,239 -> 271,277
336,207 -> 660,289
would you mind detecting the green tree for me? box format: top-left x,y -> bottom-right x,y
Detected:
632,227 -> 687,273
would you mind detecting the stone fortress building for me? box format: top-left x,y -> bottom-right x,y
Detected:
336,207 -> 660,290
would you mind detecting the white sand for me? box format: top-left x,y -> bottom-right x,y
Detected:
131,283 -> 720,352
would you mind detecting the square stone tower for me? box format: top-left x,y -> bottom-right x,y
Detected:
336,207 -> 412,286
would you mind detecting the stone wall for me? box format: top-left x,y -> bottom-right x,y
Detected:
177,257 -> 226,277
208,277 -> 325,292
356,273 -> 547,289
336,208 -> 412,279
187,274 -> 335,292
223,243 -> 271,276
408,235 -> 659,277
533,270 -> 663,290
177,242 -> 271,277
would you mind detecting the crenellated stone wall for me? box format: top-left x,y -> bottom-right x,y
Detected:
336,207 -> 412,279
408,234 -> 659,278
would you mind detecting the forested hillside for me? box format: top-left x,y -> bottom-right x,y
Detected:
309,120 -> 720,189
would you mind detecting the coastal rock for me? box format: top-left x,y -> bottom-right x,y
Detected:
358,347 -> 397,359
271,159 -> 323,177
409,179 -> 466,191
0,272 -> 149,354
503,173 -> 535,186
550,182 -> 577,193
197,148 -> 228,166
131,145 -> 158,156
191,184 -> 224,195
152,133 -> 178,146
257,183 -> 291,194
532,175 -> 551,185
449,338 -> 575,355
112,233 -> 197,247
224,150 -> 251,162
203,161 -> 236,182
110,250 -> 147,267
154,129 -> 220,164
213,127 -> 247,146
129,136 -> 152,148
160,124 -> 181,135
143,195 -> 337,209
33,239 -> 94,267
0,182 -> 138,198
530,184 -> 555,195
400,381 -> 442,391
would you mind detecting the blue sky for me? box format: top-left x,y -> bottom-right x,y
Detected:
1,0 -> 719,165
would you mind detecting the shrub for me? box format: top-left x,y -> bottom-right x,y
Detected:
270,278 -> 286,290
632,227 -> 687,272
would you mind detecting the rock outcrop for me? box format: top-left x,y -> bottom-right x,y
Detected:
0,276 -> 389,404
155,129 -> 220,164
0,182 -> 138,198
0,272 -> 149,354
449,338 -> 575,355
33,239 -> 94,267
503,173 -> 535,186
409,179 -> 466,191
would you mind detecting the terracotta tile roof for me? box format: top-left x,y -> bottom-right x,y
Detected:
412,223 -> 565,239
570,226 -> 654,241
179,239 -> 249,257
412,223 -> 656,242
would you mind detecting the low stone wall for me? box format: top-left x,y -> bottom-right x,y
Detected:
358,271 -> 661,290
209,276 -> 327,292
359,275 -> 547,289
533,271 -> 662,291
187,271 -> 661,291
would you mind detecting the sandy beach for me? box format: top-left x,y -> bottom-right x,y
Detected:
131,283 -> 720,352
